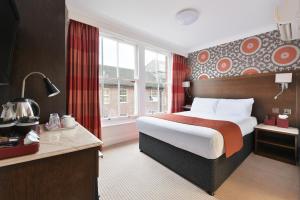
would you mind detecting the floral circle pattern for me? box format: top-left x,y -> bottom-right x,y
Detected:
241,67 -> 261,75
198,74 -> 210,80
188,31 -> 300,80
272,45 -> 299,66
216,57 -> 232,73
240,37 -> 261,55
197,50 -> 210,64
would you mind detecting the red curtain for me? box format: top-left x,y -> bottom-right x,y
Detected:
67,20 -> 101,139
171,54 -> 188,113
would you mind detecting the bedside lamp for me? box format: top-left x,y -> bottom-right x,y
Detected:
274,73 -> 292,100
21,72 -> 60,98
182,81 -> 192,98
182,81 -> 190,88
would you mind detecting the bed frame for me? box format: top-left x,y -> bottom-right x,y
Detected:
139,132 -> 254,195
138,72 -> 300,195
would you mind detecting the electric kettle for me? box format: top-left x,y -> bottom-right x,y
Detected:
10,98 -> 40,120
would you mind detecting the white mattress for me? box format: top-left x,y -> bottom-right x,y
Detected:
137,111 -> 257,159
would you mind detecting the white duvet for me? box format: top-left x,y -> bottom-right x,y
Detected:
137,111 -> 257,159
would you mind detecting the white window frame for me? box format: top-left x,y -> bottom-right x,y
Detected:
144,49 -> 169,115
99,32 -> 172,123
100,35 -> 138,120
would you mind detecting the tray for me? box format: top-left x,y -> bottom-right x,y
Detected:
0,140 -> 39,160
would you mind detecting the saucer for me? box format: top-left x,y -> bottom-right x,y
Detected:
0,121 -> 16,128
16,121 -> 39,127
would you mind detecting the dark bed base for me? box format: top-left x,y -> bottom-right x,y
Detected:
139,132 -> 254,195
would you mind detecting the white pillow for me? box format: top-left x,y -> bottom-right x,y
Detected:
216,98 -> 254,117
191,98 -> 219,114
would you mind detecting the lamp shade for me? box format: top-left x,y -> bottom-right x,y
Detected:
275,73 -> 292,83
182,81 -> 190,88
43,77 -> 60,97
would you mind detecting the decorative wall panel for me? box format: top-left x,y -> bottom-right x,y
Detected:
188,30 -> 300,80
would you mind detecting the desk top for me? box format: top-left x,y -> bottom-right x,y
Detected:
0,124 -> 103,167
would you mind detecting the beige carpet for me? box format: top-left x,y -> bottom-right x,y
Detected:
98,140 -> 300,200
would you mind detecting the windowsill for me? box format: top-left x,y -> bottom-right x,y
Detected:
101,116 -> 137,127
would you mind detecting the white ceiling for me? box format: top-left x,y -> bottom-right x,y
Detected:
66,0 -> 279,56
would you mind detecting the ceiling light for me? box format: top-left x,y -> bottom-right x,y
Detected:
176,8 -> 199,26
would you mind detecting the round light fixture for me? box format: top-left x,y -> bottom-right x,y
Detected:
176,8 -> 199,25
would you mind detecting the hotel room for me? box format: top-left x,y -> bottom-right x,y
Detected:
0,0 -> 299,199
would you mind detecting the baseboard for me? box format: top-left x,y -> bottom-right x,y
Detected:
102,122 -> 138,147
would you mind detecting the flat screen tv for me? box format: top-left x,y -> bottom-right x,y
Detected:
0,0 -> 19,85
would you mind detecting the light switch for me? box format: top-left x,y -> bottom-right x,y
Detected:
283,108 -> 292,115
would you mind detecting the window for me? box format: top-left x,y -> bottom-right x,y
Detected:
120,88 -> 128,103
100,34 -> 171,120
100,37 -> 136,119
103,88 -> 110,104
145,50 -> 168,114
149,88 -> 158,102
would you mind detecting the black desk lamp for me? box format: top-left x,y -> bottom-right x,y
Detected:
21,72 -> 60,98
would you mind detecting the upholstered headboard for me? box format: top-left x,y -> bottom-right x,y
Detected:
191,71 -> 300,127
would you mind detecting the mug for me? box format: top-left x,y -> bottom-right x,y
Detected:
61,115 -> 76,128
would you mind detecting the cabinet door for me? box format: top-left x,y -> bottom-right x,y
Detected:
0,148 -> 99,200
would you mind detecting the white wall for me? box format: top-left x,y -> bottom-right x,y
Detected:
101,121 -> 139,147
67,6 -> 186,57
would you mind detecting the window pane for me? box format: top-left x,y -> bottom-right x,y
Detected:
102,80 -> 118,118
120,81 -> 135,117
145,83 -> 159,114
119,43 -> 135,69
145,50 -> 157,82
102,65 -> 117,79
145,49 -> 168,114
149,87 -> 158,102
120,88 -> 128,103
118,67 -> 134,80
145,50 -> 156,66
160,83 -> 168,113
158,54 -> 167,83
103,88 -> 110,105
119,43 -> 135,80
103,38 -> 117,67
102,38 -> 117,79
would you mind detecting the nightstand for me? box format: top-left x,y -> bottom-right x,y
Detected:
254,124 -> 298,165
182,105 -> 191,111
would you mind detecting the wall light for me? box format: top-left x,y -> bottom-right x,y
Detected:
182,81 -> 190,88
274,73 -> 292,100
21,72 -> 60,98
182,81 -> 192,99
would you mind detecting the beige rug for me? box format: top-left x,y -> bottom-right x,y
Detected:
98,140 -> 300,200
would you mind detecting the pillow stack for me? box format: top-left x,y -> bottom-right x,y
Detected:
191,97 -> 254,118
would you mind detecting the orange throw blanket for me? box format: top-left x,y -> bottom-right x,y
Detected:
153,114 -> 243,158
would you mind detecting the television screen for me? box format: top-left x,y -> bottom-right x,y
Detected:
0,0 -> 19,85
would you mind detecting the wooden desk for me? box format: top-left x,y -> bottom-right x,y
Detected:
0,124 -> 103,200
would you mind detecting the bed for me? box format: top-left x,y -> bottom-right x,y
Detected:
137,98 -> 257,195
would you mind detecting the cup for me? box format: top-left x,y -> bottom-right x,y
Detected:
48,113 -> 61,129
61,115 -> 76,128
